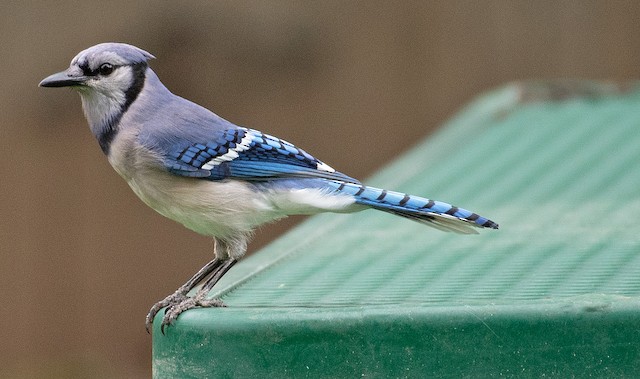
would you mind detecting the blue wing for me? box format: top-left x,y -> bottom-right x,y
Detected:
144,125 -> 498,233
161,127 -> 358,183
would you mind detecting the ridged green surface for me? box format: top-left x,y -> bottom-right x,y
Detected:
153,82 -> 640,378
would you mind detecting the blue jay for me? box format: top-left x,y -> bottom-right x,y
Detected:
40,43 -> 498,333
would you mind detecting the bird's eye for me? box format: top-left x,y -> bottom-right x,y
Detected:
99,63 -> 114,76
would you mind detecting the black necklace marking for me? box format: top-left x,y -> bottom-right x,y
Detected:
98,62 -> 147,154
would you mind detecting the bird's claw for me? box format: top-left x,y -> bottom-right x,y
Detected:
160,297 -> 225,334
147,294 -> 226,335
145,292 -> 189,333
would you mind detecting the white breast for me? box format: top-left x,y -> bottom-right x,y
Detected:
108,130 -> 281,239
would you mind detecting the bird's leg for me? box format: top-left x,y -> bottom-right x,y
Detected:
160,258 -> 237,333
145,258 -> 223,333
192,258 -> 238,304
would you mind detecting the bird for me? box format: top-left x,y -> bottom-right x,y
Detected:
39,42 -> 498,333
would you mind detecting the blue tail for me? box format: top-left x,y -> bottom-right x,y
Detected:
327,181 -> 498,234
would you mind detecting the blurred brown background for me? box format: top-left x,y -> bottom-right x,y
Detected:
2,1 -> 640,377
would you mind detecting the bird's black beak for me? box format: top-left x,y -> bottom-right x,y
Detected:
39,70 -> 88,88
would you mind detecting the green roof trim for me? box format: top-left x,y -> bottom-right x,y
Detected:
153,81 -> 640,378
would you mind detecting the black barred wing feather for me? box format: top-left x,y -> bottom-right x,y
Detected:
164,127 -> 358,183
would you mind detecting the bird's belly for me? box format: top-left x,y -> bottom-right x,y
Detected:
125,172 -> 283,238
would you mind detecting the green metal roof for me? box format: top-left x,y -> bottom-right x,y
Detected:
153,81 -> 640,378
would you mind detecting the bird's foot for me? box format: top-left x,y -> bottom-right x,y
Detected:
160,297 -> 226,334
145,292 -> 190,333
146,292 -> 226,334
146,258 -> 237,334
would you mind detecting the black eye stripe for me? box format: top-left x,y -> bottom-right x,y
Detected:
78,62 -> 123,77
79,62 -> 94,76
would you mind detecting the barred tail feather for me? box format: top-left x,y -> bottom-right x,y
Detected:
328,181 -> 499,234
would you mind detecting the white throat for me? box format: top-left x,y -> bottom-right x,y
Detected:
79,88 -> 125,134
77,67 -> 134,138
